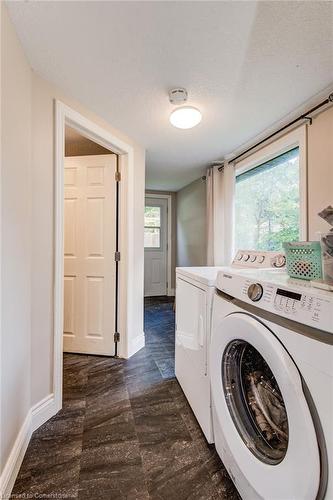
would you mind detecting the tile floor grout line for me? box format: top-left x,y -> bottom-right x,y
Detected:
126,380 -> 151,500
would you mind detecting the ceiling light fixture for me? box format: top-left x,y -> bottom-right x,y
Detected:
170,106 -> 202,129
168,88 -> 202,129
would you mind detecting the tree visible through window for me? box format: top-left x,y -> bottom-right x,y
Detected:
235,148 -> 300,251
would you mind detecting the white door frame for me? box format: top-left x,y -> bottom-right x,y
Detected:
145,193 -> 173,296
54,100 -> 135,411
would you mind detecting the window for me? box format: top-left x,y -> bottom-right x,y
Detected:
235,147 -> 300,252
144,206 -> 161,248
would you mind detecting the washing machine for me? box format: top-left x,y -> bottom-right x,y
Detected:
211,267 -> 333,499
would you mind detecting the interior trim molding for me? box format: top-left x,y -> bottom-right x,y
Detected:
168,288 -> 175,297
0,394 -> 56,499
55,100 -> 138,414
0,411 -> 32,499
127,332 -> 145,359
31,393 -> 56,432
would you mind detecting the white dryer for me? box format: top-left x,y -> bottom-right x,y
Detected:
176,266 -> 223,443
211,267 -> 333,500
175,252 -> 285,444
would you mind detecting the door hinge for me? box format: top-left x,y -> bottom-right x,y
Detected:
114,332 -> 120,343
115,171 -> 121,182
115,251 -> 121,262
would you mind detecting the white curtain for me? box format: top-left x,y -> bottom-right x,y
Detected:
206,167 -> 215,265
206,162 -> 235,266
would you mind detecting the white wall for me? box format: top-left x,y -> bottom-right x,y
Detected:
176,178 -> 207,267
0,4 -> 145,494
1,1 -> 32,477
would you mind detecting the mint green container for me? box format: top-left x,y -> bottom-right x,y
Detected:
283,242 -> 323,281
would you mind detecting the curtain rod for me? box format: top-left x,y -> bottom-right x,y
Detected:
218,92 -> 333,171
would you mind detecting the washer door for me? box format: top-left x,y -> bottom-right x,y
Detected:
211,312 -> 321,500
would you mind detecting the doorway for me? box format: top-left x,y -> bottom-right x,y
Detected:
54,101 -> 140,415
63,127 -> 118,355
144,194 -> 172,296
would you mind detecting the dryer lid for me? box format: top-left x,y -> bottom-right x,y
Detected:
176,266 -> 223,287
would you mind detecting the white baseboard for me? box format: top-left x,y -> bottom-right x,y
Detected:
127,332 -> 145,358
0,394 -> 57,499
168,288 -> 175,296
31,393 -> 57,432
0,411 -> 32,499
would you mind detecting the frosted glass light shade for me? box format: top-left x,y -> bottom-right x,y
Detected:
169,106 -> 202,129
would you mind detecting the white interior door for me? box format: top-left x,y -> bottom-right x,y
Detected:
144,197 -> 168,296
63,154 -> 116,355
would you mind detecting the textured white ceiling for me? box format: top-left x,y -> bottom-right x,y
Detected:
6,1 -> 333,190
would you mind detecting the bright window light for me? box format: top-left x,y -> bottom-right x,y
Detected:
144,206 -> 161,248
234,147 -> 300,251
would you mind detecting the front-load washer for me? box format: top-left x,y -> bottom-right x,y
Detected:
211,267 -> 333,499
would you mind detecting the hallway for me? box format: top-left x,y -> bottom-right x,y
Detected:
11,298 -> 238,500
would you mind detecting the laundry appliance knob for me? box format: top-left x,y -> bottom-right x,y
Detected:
247,283 -> 263,302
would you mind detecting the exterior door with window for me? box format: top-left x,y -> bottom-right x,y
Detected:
144,197 -> 168,296
63,154 -> 116,355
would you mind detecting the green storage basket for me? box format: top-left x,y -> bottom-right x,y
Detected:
283,241 -> 322,281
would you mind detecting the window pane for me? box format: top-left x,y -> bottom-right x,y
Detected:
235,148 -> 300,252
144,227 -> 160,248
144,206 -> 161,227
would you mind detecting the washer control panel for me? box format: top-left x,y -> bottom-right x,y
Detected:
273,288 -> 302,314
240,280 -> 332,330
270,288 -> 327,326
217,269 -> 333,332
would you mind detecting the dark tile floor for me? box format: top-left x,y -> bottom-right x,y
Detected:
11,297 -> 239,500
